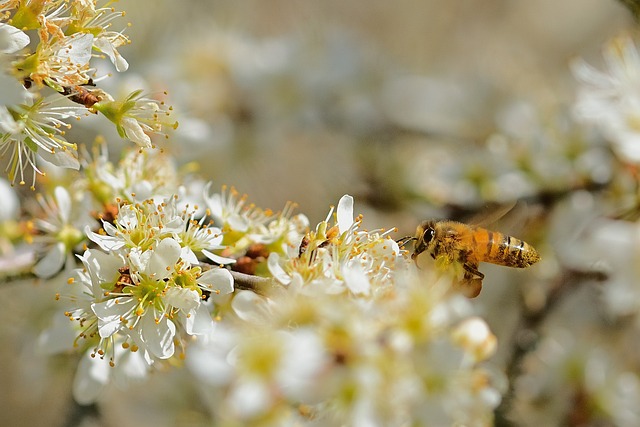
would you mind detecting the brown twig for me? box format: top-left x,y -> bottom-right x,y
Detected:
229,270 -> 279,295
618,0 -> 640,21
493,268 -> 607,426
63,400 -> 100,427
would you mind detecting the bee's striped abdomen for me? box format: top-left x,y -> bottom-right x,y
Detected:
474,228 -> 540,268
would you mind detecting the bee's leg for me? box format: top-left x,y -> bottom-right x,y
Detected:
458,263 -> 483,298
462,262 -> 484,280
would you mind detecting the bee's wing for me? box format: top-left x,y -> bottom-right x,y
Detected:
467,200 -> 518,229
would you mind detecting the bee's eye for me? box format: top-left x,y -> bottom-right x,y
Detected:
422,227 -> 435,244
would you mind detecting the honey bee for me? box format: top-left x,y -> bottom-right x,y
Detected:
61,84 -> 101,108
400,218 -> 540,298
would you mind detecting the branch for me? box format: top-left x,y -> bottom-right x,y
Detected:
493,268 -> 607,426
618,0 -> 640,21
63,400 -> 100,427
229,270 -> 279,295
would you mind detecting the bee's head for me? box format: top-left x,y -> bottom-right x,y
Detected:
412,220 -> 436,259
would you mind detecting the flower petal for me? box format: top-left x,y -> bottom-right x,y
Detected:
198,267 -> 234,295
121,117 -> 151,147
112,347 -> 150,388
39,147 -> 80,170
180,247 -> 199,266
342,263 -> 371,296
147,238 -> 181,279
185,326 -> 235,386
85,225 -> 125,252
54,186 -> 72,223
229,378 -> 272,419
277,329 -> 328,400
186,303 -> 215,336
92,298 -> 132,338
140,312 -> 176,359
336,194 -> 354,234
164,287 -> 200,311
72,352 -> 110,405
58,32 -> 94,66
0,73 -> 29,106
231,290 -> 271,323
0,23 -> 30,53
32,242 -> 65,278
80,249 -> 123,284
202,248 -> 236,265
94,37 -> 129,72
38,312 -> 78,355
267,252 -> 290,285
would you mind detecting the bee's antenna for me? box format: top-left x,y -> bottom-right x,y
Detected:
396,236 -> 416,248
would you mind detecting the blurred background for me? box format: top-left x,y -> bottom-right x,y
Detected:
100,0 -> 631,223
2,1 -> 638,426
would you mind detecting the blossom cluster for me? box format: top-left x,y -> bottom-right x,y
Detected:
572,35 -> 640,165
28,147 -> 198,279
267,194 -> 399,296
0,1 -> 176,188
33,169 -> 503,425
189,278 -> 503,427
402,109 -> 611,207
186,195 -> 503,426
51,194 -> 234,403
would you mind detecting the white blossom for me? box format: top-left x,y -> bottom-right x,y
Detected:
31,186 -> 93,278
0,22 -> 29,54
573,36 -> 640,163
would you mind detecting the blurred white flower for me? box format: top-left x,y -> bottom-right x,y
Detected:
81,144 -> 207,215
571,217 -> 640,320
0,176 -> 33,270
186,191 -> 501,425
572,36 -> 640,163
203,184 -> 309,276
31,186 -> 93,278
0,177 -> 19,221
204,183 -> 270,234
382,76 -> 487,138
511,327 -> 640,427
72,338 -> 151,405
452,316 -> 498,363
